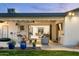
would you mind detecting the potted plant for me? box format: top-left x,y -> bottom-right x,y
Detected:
32,40 -> 36,49
20,40 -> 26,49
8,39 -> 16,49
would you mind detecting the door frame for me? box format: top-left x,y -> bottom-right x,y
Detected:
28,24 -> 51,44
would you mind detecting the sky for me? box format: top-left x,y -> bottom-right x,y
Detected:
0,3 -> 79,13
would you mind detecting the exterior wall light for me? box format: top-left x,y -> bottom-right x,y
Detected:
68,12 -> 75,16
68,12 -> 72,16
72,12 -> 75,16
68,12 -> 75,21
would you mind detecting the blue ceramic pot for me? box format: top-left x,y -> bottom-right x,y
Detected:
20,42 -> 26,49
8,43 -> 15,49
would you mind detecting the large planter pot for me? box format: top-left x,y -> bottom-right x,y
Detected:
41,37 -> 49,45
0,38 -> 11,42
8,43 -> 15,49
20,42 -> 26,49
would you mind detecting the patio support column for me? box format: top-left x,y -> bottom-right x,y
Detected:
51,23 -> 56,41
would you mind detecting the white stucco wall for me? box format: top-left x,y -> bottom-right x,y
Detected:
63,12 -> 79,46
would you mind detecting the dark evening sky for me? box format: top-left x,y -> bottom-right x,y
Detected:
0,3 -> 79,13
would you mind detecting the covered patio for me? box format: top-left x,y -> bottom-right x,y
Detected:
0,16 -> 64,48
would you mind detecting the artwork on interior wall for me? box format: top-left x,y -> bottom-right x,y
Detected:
20,25 -> 24,31
38,27 -> 44,36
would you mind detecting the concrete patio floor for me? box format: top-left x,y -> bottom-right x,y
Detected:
41,45 -> 79,53
1,40 -> 79,52
41,40 -> 79,52
0,43 -> 79,52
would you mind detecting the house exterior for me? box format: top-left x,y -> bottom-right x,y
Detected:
0,8 -> 79,47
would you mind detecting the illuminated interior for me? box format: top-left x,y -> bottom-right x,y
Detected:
29,25 -> 50,44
